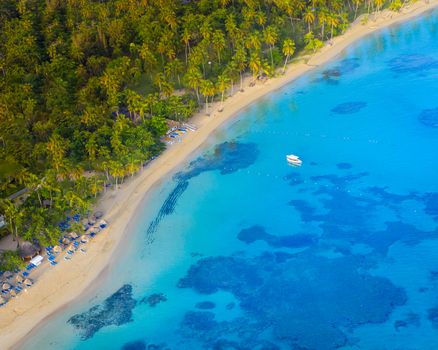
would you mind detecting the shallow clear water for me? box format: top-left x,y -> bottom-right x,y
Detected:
22,10 -> 438,350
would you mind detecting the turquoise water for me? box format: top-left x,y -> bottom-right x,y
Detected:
22,10 -> 438,350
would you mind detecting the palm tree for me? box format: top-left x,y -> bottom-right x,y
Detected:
1,200 -> 24,248
304,8 -> 315,32
374,0 -> 384,14
24,172 -> 43,207
328,14 -> 340,40
264,26 -> 278,67
47,133 -> 68,173
217,74 -> 231,111
153,73 -> 166,95
245,31 -> 261,51
249,52 -> 262,82
212,30 -> 226,64
304,31 -> 323,53
200,79 -> 215,115
318,9 -> 328,39
90,176 -> 104,198
182,28 -> 191,65
353,0 -> 363,19
185,67 -> 202,102
109,160 -> 124,190
224,61 -> 239,95
282,39 -> 296,73
233,45 -> 247,91
139,43 -> 158,79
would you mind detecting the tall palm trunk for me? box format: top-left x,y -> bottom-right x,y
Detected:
269,45 -> 274,67
283,54 -> 290,74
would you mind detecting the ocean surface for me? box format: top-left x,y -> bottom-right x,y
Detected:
22,9 -> 438,350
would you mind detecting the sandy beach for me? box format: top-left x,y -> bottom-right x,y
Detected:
2,1 -> 438,348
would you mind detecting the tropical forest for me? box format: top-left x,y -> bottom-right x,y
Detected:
0,0 -> 401,269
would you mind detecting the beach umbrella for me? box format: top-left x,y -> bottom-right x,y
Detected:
4,271 -> 13,279
9,289 -> 17,298
94,211 -> 103,219
2,283 -> 11,291
80,235 -> 89,243
23,279 -> 33,286
93,227 -> 101,233
15,275 -> 24,284
68,231 -> 79,239
62,238 -> 70,245
67,243 -> 75,251
53,245 -> 62,253
0,296 -> 6,305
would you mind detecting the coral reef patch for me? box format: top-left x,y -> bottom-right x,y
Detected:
178,252 -> 406,349
331,101 -> 367,114
418,107 -> 438,128
237,225 -> 315,248
388,54 -> 438,73
140,293 -> 167,307
68,284 -> 136,340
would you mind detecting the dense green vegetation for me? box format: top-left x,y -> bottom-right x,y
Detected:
0,0 -> 400,264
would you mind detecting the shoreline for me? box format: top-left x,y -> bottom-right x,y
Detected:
2,1 -> 438,348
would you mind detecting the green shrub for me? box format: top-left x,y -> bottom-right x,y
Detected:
0,250 -> 24,272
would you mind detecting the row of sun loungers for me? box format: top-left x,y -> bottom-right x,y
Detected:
0,212 -> 108,307
163,124 -> 198,146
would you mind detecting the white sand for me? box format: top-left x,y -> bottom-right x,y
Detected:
1,2 -> 437,348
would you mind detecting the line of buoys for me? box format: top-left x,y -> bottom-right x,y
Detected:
251,130 -> 383,144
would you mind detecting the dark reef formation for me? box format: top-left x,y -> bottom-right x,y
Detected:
320,58 -> 361,84
195,301 -> 216,310
68,284 -> 137,340
336,162 -> 352,169
121,340 -> 168,350
237,225 -> 315,249
141,293 -> 168,307
418,107 -> 438,128
428,307 -> 438,328
388,54 -> 438,73
331,101 -> 367,114
178,252 -> 406,349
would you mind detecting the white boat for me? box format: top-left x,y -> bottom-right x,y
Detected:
286,154 -> 302,166
286,154 -> 300,161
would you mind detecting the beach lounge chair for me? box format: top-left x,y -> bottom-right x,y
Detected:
50,261 -> 58,266
23,279 -> 33,286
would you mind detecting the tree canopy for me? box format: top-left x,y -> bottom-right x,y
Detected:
0,0 -> 398,252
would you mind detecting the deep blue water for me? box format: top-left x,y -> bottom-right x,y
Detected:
23,9 -> 438,350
